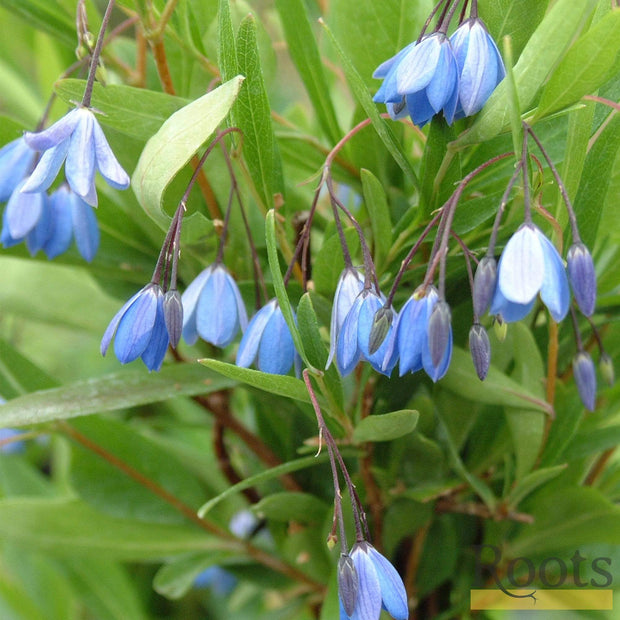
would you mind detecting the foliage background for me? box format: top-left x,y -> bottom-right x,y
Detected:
0,0 -> 619,618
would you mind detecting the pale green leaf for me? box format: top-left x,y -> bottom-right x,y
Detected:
252,492 -> 329,523
132,75 -> 244,231
353,410 -> 419,443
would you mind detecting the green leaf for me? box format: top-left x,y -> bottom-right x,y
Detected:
54,80 -> 188,142
565,426 -> 620,461
0,338 -> 57,399
352,410 -> 419,443
312,228 -> 359,298
0,498 -> 225,560
321,19 -> 419,189
197,455 -> 328,517
505,464 -> 568,508
573,113 -> 620,248
536,10 -> 620,119
275,0 -> 341,144
442,348 -> 552,415
131,75 -> 244,231
217,0 -> 237,83
69,416 -> 207,524
361,169 -> 393,267
0,364 -> 235,428
456,0 -> 598,146
509,487 -> 620,557
199,358 -> 311,404
296,292 -> 328,369
252,492 -> 329,523
234,15 -> 283,209
1,0 -> 75,47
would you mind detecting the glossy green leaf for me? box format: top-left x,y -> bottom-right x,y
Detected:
321,19 -> 419,189
275,0 -> 341,144
54,80 -> 188,142
252,492 -> 329,523
352,410 -> 419,443
0,364 -> 235,428
199,358 -> 311,404
0,498 -> 225,560
234,15 -> 283,209
509,487 -> 620,557
361,169 -> 393,267
217,0 -> 237,83
1,0 -> 75,46
69,416 -> 207,524
132,75 -> 244,231
457,0 -> 598,146
197,454 -> 328,517
296,292 -> 328,369
573,113 -> 620,248
442,348 -> 552,415
506,464 -> 568,508
536,10 -> 620,119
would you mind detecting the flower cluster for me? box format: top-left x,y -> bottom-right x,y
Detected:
373,12 -> 505,127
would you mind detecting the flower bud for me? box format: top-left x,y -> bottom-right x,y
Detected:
427,300 -> 452,368
164,289 -> 183,348
473,256 -> 497,318
573,352 -> 597,411
567,243 -> 596,316
469,323 -> 491,381
599,352 -> 615,387
368,306 -> 393,355
337,554 -> 359,617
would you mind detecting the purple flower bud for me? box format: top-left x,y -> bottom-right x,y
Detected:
473,256 -> 497,318
338,554 -> 359,617
469,323 -> 491,381
163,290 -> 183,348
573,352 -> 596,412
567,243 -> 596,317
599,352 -> 615,387
427,300 -> 452,369
368,305 -> 394,355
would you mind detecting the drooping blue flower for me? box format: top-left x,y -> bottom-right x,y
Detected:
491,224 -> 570,323
573,352 -> 596,412
373,32 -> 459,127
567,243 -> 596,317
0,137 -> 35,202
450,18 -> 505,117
101,283 -> 170,371
337,289 -> 398,377
236,299 -> 297,375
339,542 -> 408,620
387,286 -> 452,382
22,107 -> 130,207
182,264 -> 248,347
327,268 -> 365,369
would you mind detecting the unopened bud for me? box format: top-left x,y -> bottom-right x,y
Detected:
573,352 -> 597,412
567,243 -> 596,317
473,256 -> 497,318
428,301 -> 452,368
368,306 -> 393,355
469,324 -> 491,380
337,554 -> 359,617
326,533 -> 337,550
163,289 -> 183,348
493,315 -> 507,342
600,352 -> 615,387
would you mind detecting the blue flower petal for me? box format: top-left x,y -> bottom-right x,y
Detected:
71,190 -> 99,261
21,140 -> 70,195
65,109 -> 97,206
490,281 -> 535,323
101,289 -> 144,356
113,285 -> 160,363
422,325 -> 452,382
140,291 -> 169,371
426,36 -> 457,113
236,300 -> 277,369
396,289 -> 435,375
537,230 -> 570,322
5,180 -> 45,238
367,546 -> 408,620
337,295 -> 364,377
0,138 -> 34,202
182,266 -> 214,345
350,545 -> 382,620
498,225 -> 544,304
23,108 -> 81,151
396,35 -> 441,95
44,186 -> 74,259
26,194 -> 52,255
92,117 -> 130,190
258,306 -> 295,375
